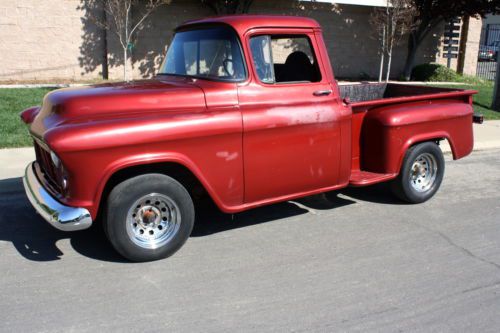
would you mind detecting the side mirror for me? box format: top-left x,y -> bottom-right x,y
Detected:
342,97 -> 351,105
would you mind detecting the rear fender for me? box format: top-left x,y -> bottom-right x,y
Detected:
361,101 -> 473,174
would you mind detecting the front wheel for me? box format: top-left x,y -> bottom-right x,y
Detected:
391,142 -> 445,204
104,174 -> 194,262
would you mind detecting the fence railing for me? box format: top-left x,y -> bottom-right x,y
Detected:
477,26 -> 500,81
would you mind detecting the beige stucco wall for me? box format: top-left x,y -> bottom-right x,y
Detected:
0,0 -> 210,82
0,0 -> 477,82
0,0 -> 96,82
461,17 -> 482,76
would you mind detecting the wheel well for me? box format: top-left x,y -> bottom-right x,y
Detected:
96,162 -> 209,222
410,138 -> 451,154
411,138 -> 444,148
398,138 -> 448,174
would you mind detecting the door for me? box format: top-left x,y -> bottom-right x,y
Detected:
239,31 -> 342,203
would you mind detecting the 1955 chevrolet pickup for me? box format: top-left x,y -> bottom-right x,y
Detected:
21,15 -> 481,262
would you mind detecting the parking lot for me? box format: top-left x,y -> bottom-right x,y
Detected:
0,149 -> 499,332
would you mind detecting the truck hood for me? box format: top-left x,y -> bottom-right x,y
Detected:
29,77 -> 206,139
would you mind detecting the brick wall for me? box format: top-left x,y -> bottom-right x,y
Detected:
435,17 -> 482,76
0,0 -> 477,82
248,1 -> 442,79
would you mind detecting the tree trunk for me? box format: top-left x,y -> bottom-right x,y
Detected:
386,49 -> 393,82
102,30 -> 109,80
457,16 -> 470,75
123,47 -> 128,82
402,18 -> 444,81
124,2 -> 130,82
378,52 -> 385,82
492,59 -> 500,111
101,0 -> 109,80
378,26 -> 385,82
402,32 -> 418,81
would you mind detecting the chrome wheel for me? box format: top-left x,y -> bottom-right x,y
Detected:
409,153 -> 438,193
125,193 -> 181,249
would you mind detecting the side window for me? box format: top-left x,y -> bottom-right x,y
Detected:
249,35 -> 321,84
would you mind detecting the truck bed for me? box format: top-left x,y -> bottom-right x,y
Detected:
338,83 -> 476,109
340,83 -> 477,187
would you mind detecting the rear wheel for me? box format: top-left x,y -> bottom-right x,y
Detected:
391,142 -> 445,203
104,174 -> 194,262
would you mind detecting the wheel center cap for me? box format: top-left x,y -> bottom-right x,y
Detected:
139,206 -> 160,226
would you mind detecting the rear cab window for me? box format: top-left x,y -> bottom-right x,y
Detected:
249,34 -> 322,84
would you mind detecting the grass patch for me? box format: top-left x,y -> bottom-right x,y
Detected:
412,63 -> 500,120
0,88 -> 54,148
430,82 -> 500,120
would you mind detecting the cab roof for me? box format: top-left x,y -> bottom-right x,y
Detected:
177,15 -> 321,35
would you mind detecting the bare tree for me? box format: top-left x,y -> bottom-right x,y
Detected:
88,0 -> 170,81
201,0 -> 253,14
370,0 -> 418,82
370,5 -> 388,82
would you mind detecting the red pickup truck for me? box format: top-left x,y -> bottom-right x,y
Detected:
21,15 -> 479,262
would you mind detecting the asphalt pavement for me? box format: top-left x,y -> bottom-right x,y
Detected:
0,149 -> 499,332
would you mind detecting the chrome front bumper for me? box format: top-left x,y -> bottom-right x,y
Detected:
23,162 -> 92,231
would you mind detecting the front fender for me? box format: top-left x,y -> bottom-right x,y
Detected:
41,107 -> 244,219
93,152 -> 230,215
20,106 -> 41,124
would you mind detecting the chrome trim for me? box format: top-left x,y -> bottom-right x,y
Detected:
23,162 -> 92,231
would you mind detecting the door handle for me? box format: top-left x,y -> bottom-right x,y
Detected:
313,90 -> 332,96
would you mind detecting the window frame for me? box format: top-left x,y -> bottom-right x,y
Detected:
247,32 -> 323,85
249,35 -> 276,84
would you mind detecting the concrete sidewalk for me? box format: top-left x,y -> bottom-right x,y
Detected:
0,121 -> 498,180
441,120 -> 500,153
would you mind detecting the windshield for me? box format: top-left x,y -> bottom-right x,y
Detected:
159,26 -> 246,81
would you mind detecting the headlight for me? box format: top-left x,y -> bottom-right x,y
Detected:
50,151 -> 61,168
61,176 -> 68,190
48,149 -> 68,193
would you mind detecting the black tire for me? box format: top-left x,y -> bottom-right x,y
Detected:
104,173 -> 194,262
391,142 -> 445,204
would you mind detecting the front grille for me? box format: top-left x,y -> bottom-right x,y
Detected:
34,140 -> 62,194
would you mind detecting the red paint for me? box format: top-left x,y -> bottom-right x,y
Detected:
20,15 -> 477,219
19,106 -> 40,124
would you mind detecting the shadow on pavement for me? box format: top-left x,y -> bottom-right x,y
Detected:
0,177 -> 127,263
0,176 -> 401,262
341,182 -> 407,205
191,191 -> 356,237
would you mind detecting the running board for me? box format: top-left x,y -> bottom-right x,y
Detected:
349,170 -> 397,187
